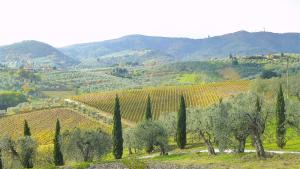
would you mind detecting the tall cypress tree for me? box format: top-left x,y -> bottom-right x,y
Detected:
24,120 -> 31,136
144,95 -> 152,120
276,84 -> 286,148
176,95 -> 187,149
144,95 -> 154,153
0,149 -> 3,169
53,119 -> 64,166
112,95 -> 123,159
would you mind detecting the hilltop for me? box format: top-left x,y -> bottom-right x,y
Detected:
0,40 -> 78,68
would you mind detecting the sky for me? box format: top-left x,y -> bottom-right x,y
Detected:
0,0 -> 299,47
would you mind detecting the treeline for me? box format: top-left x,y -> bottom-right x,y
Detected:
0,91 -> 27,110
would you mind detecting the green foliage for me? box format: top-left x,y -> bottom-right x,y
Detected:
188,107 -> 216,155
213,99 -> 231,153
0,91 -> 27,110
276,85 -> 286,148
231,57 -> 239,65
227,94 -> 251,153
112,95 -> 123,159
18,136 -> 37,168
111,67 -> 130,78
17,69 -> 41,82
260,70 -> 280,79
63,128 -> 111,162
53,119 -> 64,166
144,95 -> 154,153
0,149 -> 2,169
131,120 -> 169,155
176,95 -> 186,149
144,95 -> 152,120
24,120 -> 31,136
122,157 -> 147,169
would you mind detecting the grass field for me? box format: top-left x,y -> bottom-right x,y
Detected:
0,108 -> 111,145
147,152 -> 300,169
72,80 -> 249,122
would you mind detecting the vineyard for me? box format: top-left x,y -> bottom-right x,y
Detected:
73,80 -> 250,122
0,108 -> 111,145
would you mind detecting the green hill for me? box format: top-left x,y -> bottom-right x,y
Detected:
0,40 -> 78,68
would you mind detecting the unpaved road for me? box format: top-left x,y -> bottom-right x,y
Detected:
139,148 -> 300,159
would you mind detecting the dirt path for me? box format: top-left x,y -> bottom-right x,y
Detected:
140,148 -> 300,159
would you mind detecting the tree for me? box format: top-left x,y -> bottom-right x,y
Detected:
227,94 -> 250,153
188,108 -> 216,155
18,137 -> 37,168
133,120 -> 168,155
260,70 -> 279,79
0,149 -> 3,169
213,99 -> 231,153
144,95 -> 152,120
63,129 -> 111,162
0,91 -> 27,110
24,120 -> 31,136
223,93 -> 268,157
0,137 -> 21,168
276,84 -> 286,148
159,112 -> 177,141
246,96 -> 267,158
144,95 -> 154,153
112,95 -> 123,159
53,119 -> 64,166
124,128 -> 141,155
176,95 -> 186,149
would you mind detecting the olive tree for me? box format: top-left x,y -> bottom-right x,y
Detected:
212,100 -> 232,153
227,95 -> 250,153
188,107 -> 216,155
229,93 -> 269,158
63,128 -> 111,162
123,128 -> 142,154
18,136 -> 37,168
158,112 -> 177,141
133,120 -> 169,155
0,136 -> 37,168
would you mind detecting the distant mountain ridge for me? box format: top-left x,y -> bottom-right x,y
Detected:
1,31 -> 300,68
61,31 -> 300,61
0,40 -> 78,68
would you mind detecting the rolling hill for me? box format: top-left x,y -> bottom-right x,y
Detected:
0,40 -> 78,68
61,31 -> 300,67
72,80 -> 249,122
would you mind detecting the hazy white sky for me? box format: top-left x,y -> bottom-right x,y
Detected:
0,0 -> 299,47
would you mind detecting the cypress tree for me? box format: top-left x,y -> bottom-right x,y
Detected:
53,119 -> 64,166
0,149 -> 2,169
176,95 -> 187,149
144,95 -> 154,153
112,95 -> 123,159
24,120 -> 31,136
144,95 -> 152,120
276,84 -> 286,148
